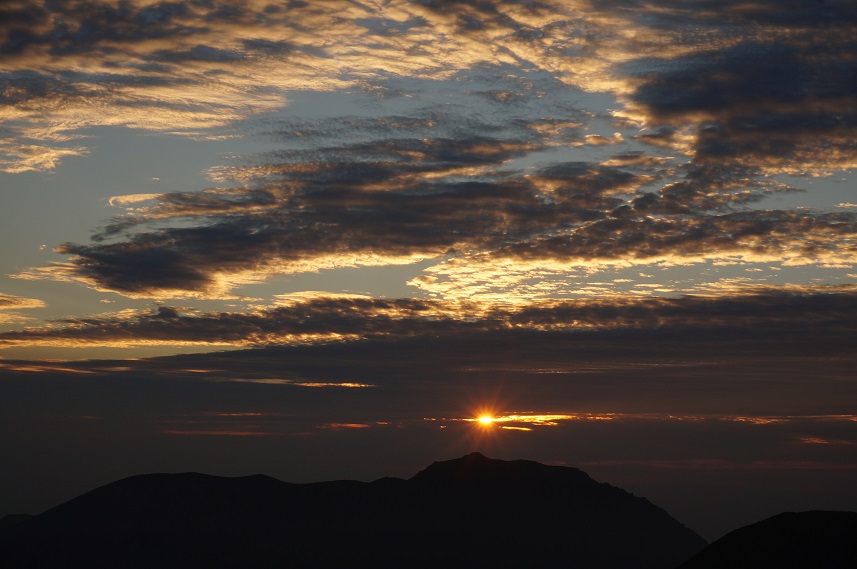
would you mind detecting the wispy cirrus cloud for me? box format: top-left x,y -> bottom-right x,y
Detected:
0,0 -> 603,172
4,0 -> 856,177
0,293 -> 46,326
0,144 -> 89,174
0,293 -> 45,310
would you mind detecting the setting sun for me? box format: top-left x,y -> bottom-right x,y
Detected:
477,415 -> 496,426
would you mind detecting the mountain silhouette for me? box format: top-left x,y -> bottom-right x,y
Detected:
0,514 -> 33,530
678,510 -> 857,568
0,452 -> 705,568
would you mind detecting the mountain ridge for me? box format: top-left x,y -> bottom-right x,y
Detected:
678,510 -> 857,569
1,453 -> 706,568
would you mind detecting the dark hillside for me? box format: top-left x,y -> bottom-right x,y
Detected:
0,453 -> 706,568
679,510 -> 857,569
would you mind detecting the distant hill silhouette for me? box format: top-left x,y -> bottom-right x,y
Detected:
0,452 -> 705,568
0,514 -> 33,530
678,510 -> 857,568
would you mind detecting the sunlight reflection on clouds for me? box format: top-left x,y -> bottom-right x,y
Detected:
1,0 -> 856,350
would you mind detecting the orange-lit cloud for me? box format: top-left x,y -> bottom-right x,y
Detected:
317,423 -> 372,431
22,145 -> 854,300
0,293 -> 45,310
219,378 -> 375,389
159,408 -> 281,437
0,361 -> 95,374
1,0 -> 596,172
429,411 -> 857,431
0,293 -> 46,327
798,437 -> 856,446
0,143 -> 89,174
1,288 -> 856,349
3,0 -> 856,193
464,413 -> 615,427
4,0 -> 854,308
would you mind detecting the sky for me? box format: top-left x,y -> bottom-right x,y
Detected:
1,0 -> 856,541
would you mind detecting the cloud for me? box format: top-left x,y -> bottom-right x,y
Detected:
0,293 -> 45,310
494,210 -> 857,265
3,0 -> 854,175
0,296 -> 475,348
27,108 -> 659,297
0,143 -> 88,174
0,293 -> 45,326
8,0 -> 851,297
615,1 -> 857,175
5,0 -> 855,317
0,0 -> 608,171
22,128 -> 856,298
1,289 -> 855,441
1,288 -> 854,349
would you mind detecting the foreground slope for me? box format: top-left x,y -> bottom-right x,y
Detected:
0,452 -> 705,568
678,510 -> 857,569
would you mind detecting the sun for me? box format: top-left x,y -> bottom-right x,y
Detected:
477,415 -> 496,426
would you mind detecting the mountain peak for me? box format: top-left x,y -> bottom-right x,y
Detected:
0,454 -> 706,569
411,452 -> 592,487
